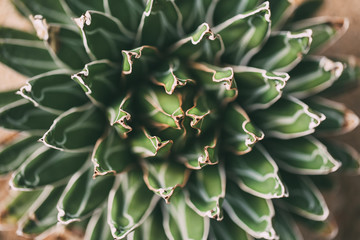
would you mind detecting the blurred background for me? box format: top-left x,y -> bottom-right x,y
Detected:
0,0 -> 359,239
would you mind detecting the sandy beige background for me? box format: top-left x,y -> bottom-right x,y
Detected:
0,0 -> 360,239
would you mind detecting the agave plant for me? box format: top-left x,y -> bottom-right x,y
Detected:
0,0 -> 359,239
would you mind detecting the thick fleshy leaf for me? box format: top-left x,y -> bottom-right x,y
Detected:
175,0 -> 214,33
285,57 -> 343,98
291,17 -> 349,53
223,103 -> 264,155
72,60 -> 122,107
252,96 -> 325,139
142,160 -> 190,203
227,144 -> 286,199
190,63 -> 238,103
108,170 -> 159,239
0,27 -> 58,76
272,208 -> 303,240
129,207 -> 167,240
139,88 -> 184,129
107,94 -> 132,138
63,0 -> 104,16
92,128 -> 133,177
18,185 -> 65,236
19,70 -> 89,113
322,140 -> 360,173
12,0 -> 73,24
30,16 -> 90,70
0,135 -> 42,175
306,97 -> 359,135
170,23 -> 224,63
58,167 -> 115,224
296,214 -> 338,239
152,60 -> 194,95
0,99 -> 58,132
162,190 -> 210,240
213,0 -> 260,25
224,180 -> 276,239
185,164 -> 226,220
131,129 -> 173,158
84,208 -> 113,240
213,2 -> 271,65
10,146 -> 88,190
263,136 -> 341,175
0,190 -> 42,226
42,104 -> 107,152
74,11 -> 132,61
269,0 -> 297,29
0,90 -> 23,108
210,212 -> 254,240
178,130 -> 219,169
106,0 -> 145,32
233,66 -> 289,111
136,0 -> 184,47
290,0 -> 324,22
249,30 -> 312,72
276,174 -> 329,221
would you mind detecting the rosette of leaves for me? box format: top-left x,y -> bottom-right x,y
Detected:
0,0 -> 360,239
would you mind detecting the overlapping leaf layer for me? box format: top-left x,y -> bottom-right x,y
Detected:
0,0 -> 359,239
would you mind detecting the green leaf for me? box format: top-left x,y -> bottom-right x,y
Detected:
74,11 -> 133,61
0,89 -> 23,108
41,104 -> 107,152
272,208 -> 303,240
142,160 -> 190,203
0,135 -> 42,175
233,66 -> 289,111
263,136 -> 341,175
213,0 -> 260,25
30,17 -> 91,70
291,17 -> 349,53
84,208 -> 113,240
0,27 -> 58,76
227,144 -> 287,199
131,128 -> 173,158
295,214 -> 338,239
19,70 -> 89,113
224,180 -> 276,239
130,207 -> 168,240
72,60 -> 122,107
162,190 -> 210,240
136,0 -> 184,47
276,173 -> 329,221
107,93 -> 132,138
58,166 -> 115,224
92,128 -> 134,177
249,30 -> 312,72
190,62 -> 238,103
0,99 -> 58,132
108,170 -> 159,239
306,97 -> 359,135
63,0 -> 105,16
269,0 -> 295,29
170,23 -> 224,63
290,0 -> 324,22
0,190 -> 42,226
12,0 -> 73,24
321,140 -> 360,173
178,130 -> 219,169
18,185 -> 65,236
252,96 -> 325,139
185,164 -> 226,221
10,146 -> 88,189
210,212 -> 254,240
139,88 -> 184,130
106,0 -> 145,32
213,2 -> 271,65
152,59 -> 194,95
223,103 -> 264,155
285,57 -> 343,98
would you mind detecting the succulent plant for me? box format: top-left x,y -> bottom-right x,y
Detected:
0,0 -> 360,239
